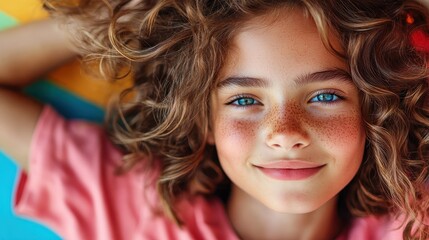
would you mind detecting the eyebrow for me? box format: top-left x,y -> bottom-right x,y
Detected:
217,68 -> 353,89
294,68 -> 352,86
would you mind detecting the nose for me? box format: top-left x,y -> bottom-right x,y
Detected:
265,106 -> 310,150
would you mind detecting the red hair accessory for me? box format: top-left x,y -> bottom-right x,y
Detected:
406,13 -> 415,25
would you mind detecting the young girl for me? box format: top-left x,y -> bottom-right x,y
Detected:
1,0 -> 429,239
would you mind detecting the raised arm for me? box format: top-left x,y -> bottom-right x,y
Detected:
0,19 -> 76,85
0,18 -> 77,171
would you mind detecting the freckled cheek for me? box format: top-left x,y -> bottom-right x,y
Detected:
213,116 -> 259,159
307,112 -> 365,149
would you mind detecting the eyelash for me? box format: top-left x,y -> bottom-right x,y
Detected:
309,90 -> 344,104
227,95 -> 261,107
226,91 -> 344,107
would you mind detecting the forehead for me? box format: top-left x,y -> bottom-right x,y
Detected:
239,6 -> 313,36
219,6 -> 346,81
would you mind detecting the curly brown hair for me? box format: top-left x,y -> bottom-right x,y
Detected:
44,0 -> 429,238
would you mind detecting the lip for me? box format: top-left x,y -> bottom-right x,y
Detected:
253,160 -> 325,181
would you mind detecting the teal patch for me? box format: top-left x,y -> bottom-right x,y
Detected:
24,80 -> 105,123
0,11 -> 18,30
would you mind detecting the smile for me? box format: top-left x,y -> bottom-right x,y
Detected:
254,161 -> 325,181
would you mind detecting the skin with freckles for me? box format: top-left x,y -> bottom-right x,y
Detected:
208,7 -> 366,240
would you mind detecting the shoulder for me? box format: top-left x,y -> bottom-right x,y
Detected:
338,214 -> 405,240
30,105 -> 123,168
15,105 -> 147,239
171,195 -> 239,240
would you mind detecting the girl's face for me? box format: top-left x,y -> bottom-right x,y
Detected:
209,8 -> 366,213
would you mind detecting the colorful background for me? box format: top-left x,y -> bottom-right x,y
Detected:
0,1 -> 129,239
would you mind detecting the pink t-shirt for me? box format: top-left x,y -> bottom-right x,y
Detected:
14,106 -> 405,239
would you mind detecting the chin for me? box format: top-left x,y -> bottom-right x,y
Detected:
263,197 -> 327,215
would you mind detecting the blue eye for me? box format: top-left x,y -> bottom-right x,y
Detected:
230,97 -> 259,106
310,93 -> 340,103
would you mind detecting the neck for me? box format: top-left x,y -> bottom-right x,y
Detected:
227,186 -> 342,240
